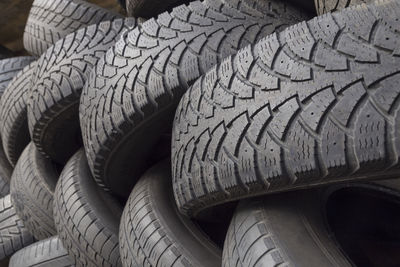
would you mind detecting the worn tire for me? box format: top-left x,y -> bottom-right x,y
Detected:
119,160 -> 221,267
9,236 -> 74,267
23,0 -> 122,57
10,143 -> 59,240
0,62 -> 37,167
28,18 -> 137,164
315,0 -> 368,14
80,0 -> 309,198
54,150 -> 123,266
0,195 -> 35,260
222,192 -> 351,267
223,181 -> 400,267
171,0 -> 400,216
0,57 -> 34,97
126,0 -> 188,17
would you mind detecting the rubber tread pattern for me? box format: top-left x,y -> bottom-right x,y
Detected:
315,0 -> 368,15
9,236 -> 75,267
0,195 -> 35,260
10,143 -> 59,240
23,0 -> 122,57
119,161 -> 221,267
0,57 -> 34,98
28,18 -> 137,164
0,62 -> 38,166
80,0 -> 309,197
171,0 -> 400,216
54,150 -> 122,267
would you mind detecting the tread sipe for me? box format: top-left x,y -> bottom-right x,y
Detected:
0,62 -> 37,167
119,160 -> 221,267
171,0 -> 400,216
54,150 -> 123,266
80,0 -> 309,198
28,18 -> 137,164
23,0 -> 122,57
0,57 -> 34,97
9,236 -> 74,267
10,143 -> 59,240
0,195 -> 35,260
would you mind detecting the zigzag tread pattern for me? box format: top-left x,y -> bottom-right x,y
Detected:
0,57 -> 34,97
79,0 -> 309,197
0,195 -> 35,260
27,18 -> 137,163
23,0 -> 122,57
171,0 -> 400,216
0,62 -> 37,166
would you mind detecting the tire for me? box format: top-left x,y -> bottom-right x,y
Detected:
80,0 -> 309,198
171,0 -> 400,217
27,18 -> 137,164
0,62 -> 37,167
23,0 -> 122,57
223,181 -> 400,267
0,195 -> 35,260
126,0 -> 188,17
314,0 -> 368,15
10,143 -> 59,240
9,236 -> 74,267
54,149 -> 123,266
0,57 -> 34,97
0,141 -> 12,198
119,160 -> 221,267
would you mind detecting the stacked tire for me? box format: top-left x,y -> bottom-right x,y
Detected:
0,0 -> 398,266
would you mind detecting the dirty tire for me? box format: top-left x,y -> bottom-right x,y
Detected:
23,0 -> 122,57
119,160 -> 221,267
315,0 -> 368,14
28,18 -> 137,164
0,62 -> 37,167
0,57 -> 34,97
222,190 -> 353,267
9,236 -> 74,267
126,0 -> 187,17
80,0 -> 309,198
171,0 -> 400,216
10,143 -> 59,240
0,195 -> 35,260
54,150 -> 123,266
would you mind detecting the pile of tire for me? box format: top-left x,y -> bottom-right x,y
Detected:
0,0 -> 398,265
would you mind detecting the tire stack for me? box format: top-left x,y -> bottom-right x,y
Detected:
0,0 -> 397,266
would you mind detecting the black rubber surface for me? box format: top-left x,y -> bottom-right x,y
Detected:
10,143 -> 59,240
0,57 -> 34,98
119,160 -> 221,267
171,0 -> 400,216
28,18 -> 137,164
222,190 -> 352,267
0,62 -> 37,167
23,0 -> 122,57
80,0 -> 309,198
54,149 -> 123,266
315,0 -> 368,15
9,236 -> 74,267
0,141 -> 12,198
0,195 -> 35,260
